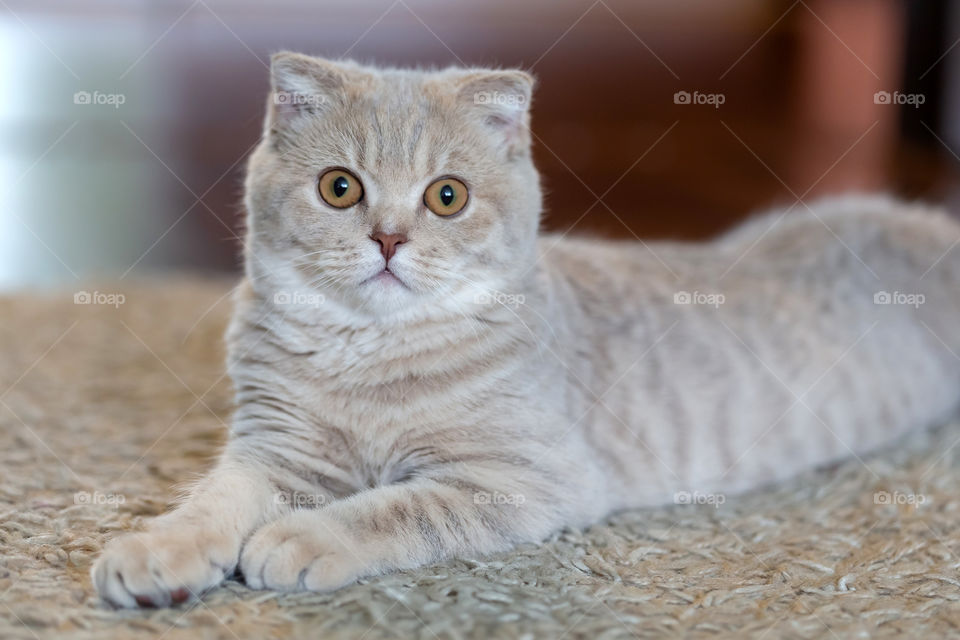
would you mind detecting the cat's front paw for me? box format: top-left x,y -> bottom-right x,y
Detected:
240,512 -> 361,593
91,527 -> 237,608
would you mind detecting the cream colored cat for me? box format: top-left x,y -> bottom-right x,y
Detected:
92,53 -> 960,608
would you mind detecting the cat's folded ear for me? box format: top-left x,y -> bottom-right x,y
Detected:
452,69 -> 535,159
266,53 -> 367,134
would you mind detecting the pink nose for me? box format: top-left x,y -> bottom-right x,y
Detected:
370,232 -> 408,262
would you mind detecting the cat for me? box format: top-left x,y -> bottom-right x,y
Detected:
92,52 -> 960,608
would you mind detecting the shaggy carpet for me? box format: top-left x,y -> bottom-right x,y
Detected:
1,278 -> 959,640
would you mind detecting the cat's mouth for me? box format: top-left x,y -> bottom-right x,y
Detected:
363,267 -> 409,289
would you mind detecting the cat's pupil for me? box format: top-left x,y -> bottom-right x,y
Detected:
332,176 -> 349,198
439,184 -> 455,206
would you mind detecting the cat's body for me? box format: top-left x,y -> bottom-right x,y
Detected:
541,201 -> 960,504
92,54 -> 960,608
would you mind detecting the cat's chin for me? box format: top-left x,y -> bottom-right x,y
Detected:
348,271 -> 423,318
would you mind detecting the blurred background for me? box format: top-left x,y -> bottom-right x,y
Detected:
2,0 -> 959,291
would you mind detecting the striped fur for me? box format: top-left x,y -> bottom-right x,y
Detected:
92,54 -> 960,608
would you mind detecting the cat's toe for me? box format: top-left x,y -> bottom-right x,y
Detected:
240,521 -> 311,591
261,536 -> 320,590
299,552 -> 358,593
92,530 -> 235,608
240,515 -> 358,593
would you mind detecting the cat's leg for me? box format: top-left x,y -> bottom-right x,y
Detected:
91,453 -> 284,608
239,472 -> 569,593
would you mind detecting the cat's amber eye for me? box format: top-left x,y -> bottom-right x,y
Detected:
318,169 -> 364,208
424,178 -> 468,217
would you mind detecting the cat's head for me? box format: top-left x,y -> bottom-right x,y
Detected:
244,52 -> 541,321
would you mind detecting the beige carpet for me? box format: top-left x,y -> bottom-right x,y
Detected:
2,278 -> 960,639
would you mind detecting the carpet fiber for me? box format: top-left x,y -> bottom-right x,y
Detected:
2,279 -> 959,639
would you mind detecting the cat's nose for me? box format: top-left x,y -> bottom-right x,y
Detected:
370,231 -> 408,262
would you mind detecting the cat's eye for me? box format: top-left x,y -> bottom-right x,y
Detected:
424,178 -> 468,217
318,169 -> 364,208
